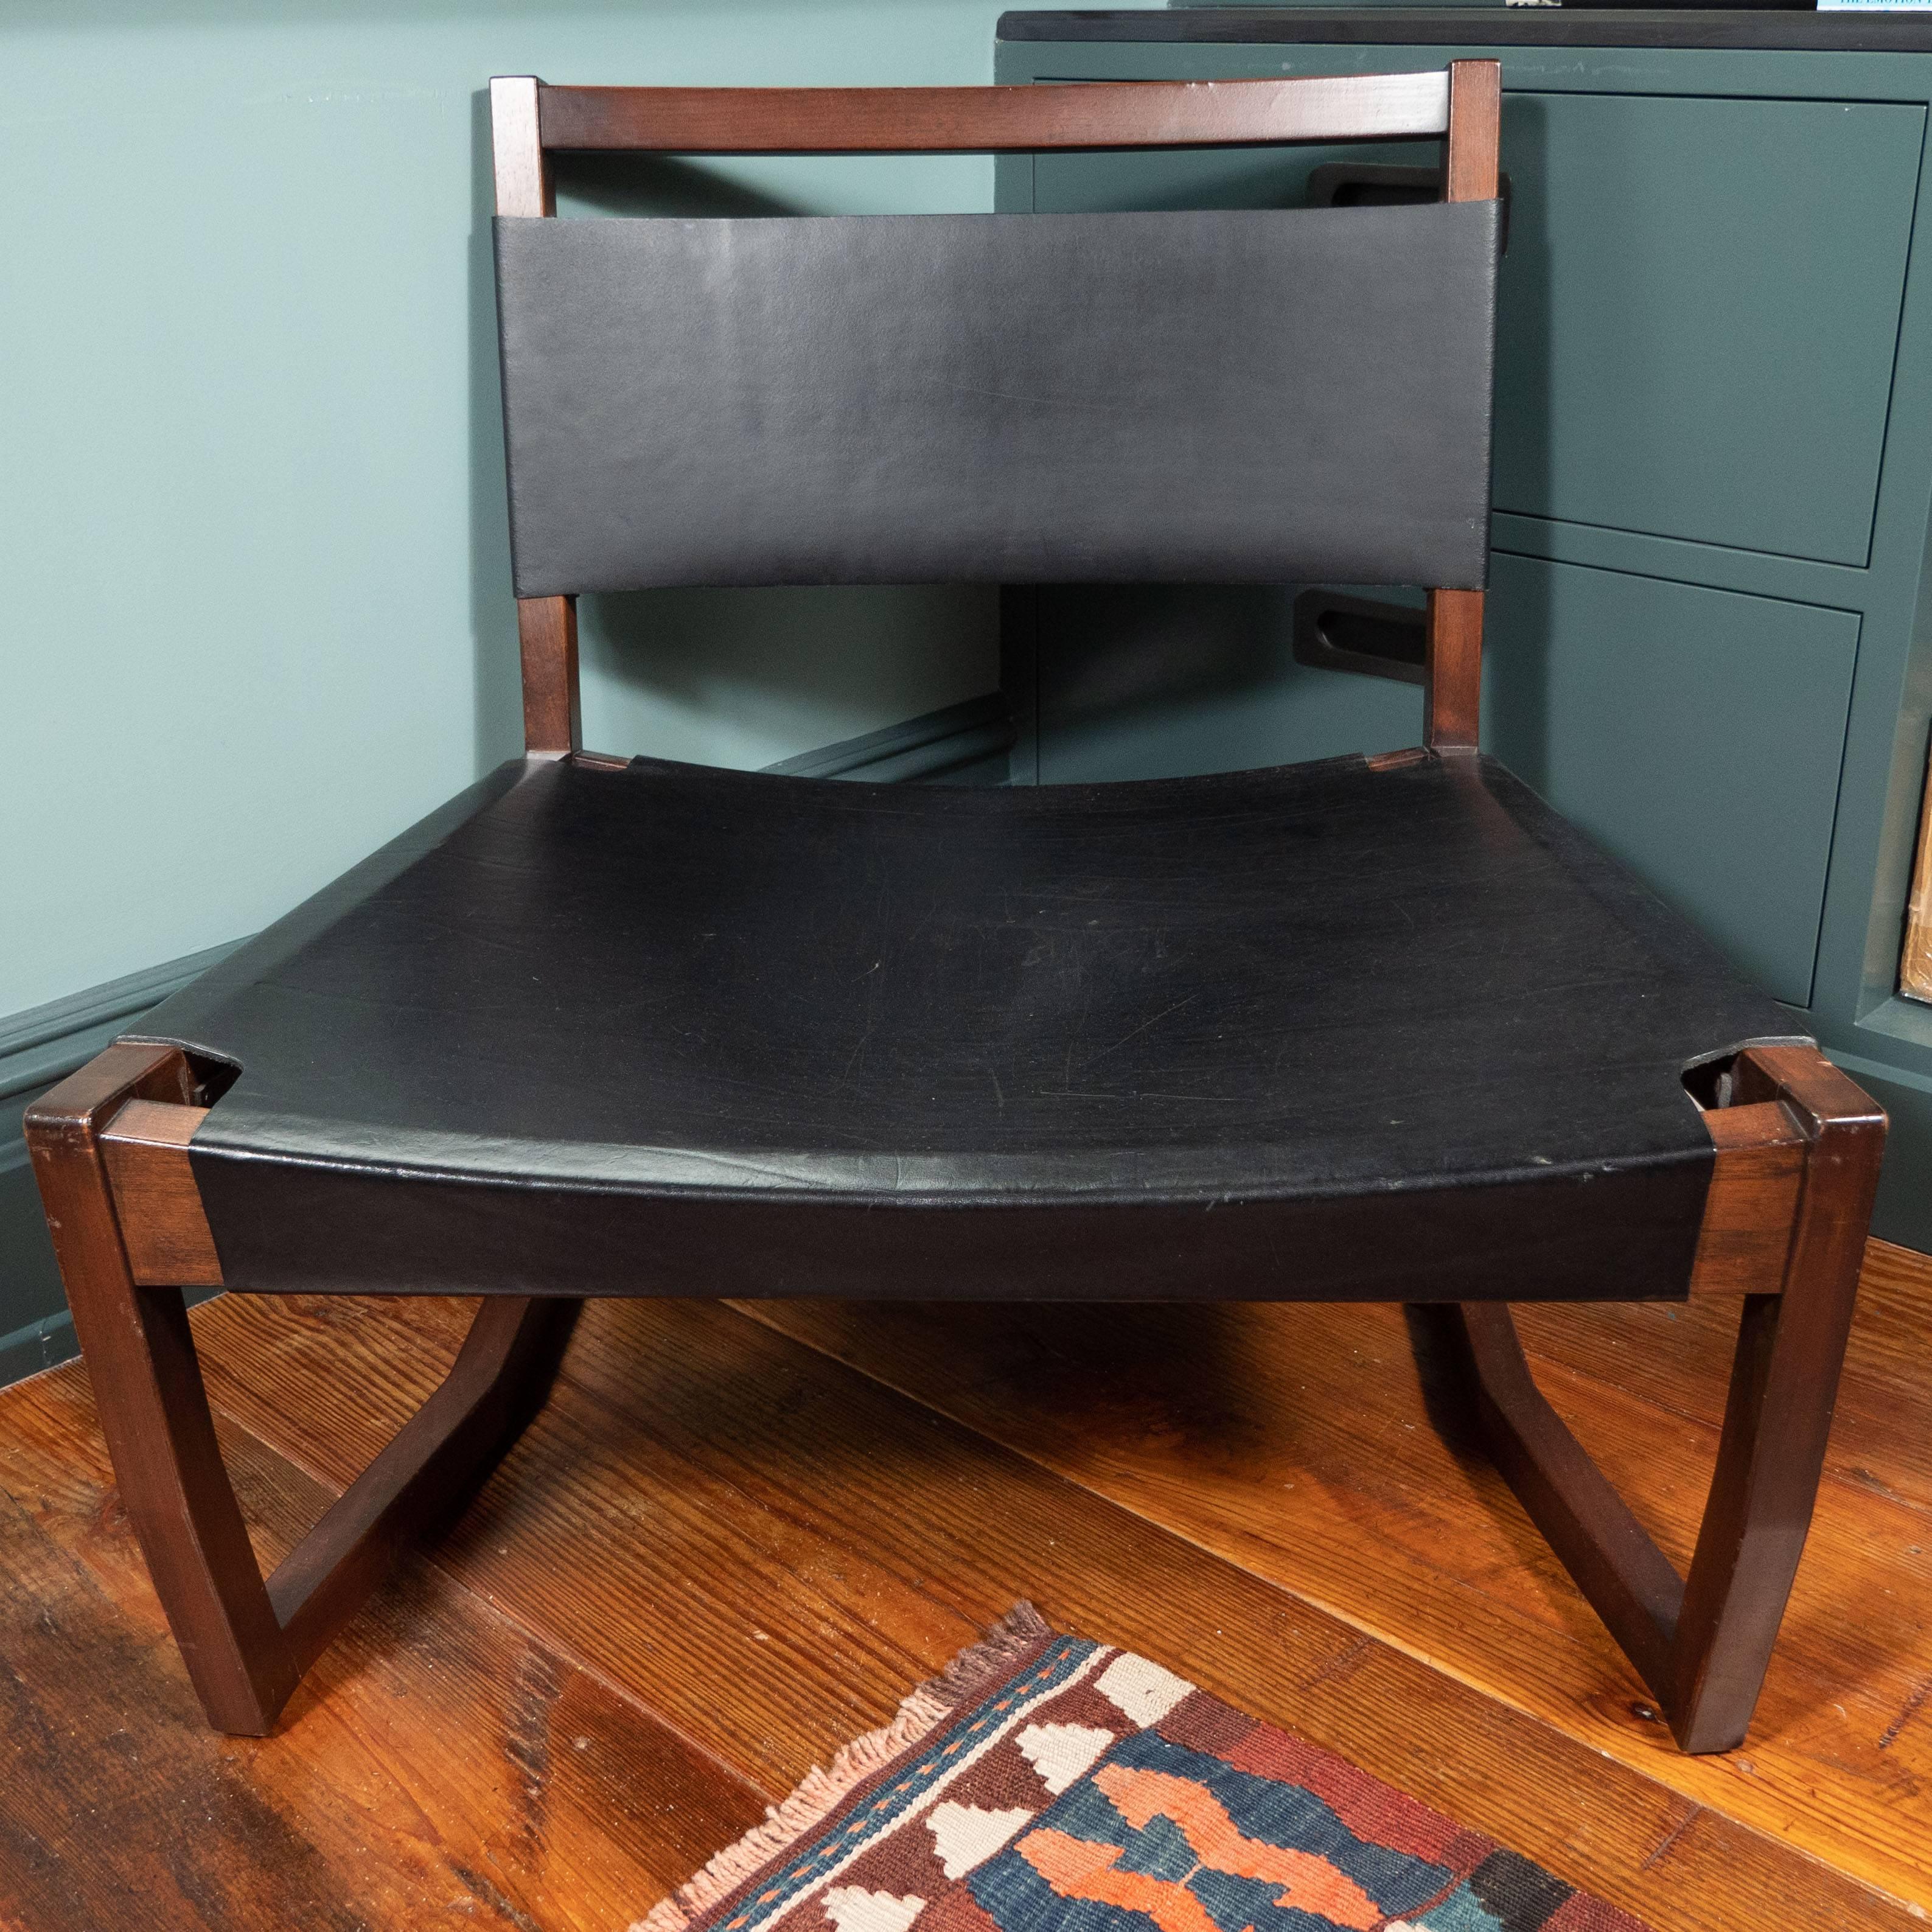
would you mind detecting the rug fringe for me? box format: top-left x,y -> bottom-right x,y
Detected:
632,1604 -> 1053,1932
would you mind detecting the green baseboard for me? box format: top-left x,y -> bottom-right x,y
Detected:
0,1302 -> 89,1390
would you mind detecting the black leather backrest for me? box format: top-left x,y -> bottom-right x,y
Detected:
493,198 -> 1501,596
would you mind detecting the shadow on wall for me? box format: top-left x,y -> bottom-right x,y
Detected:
1031,584 -> 1427,785
464,96 -> 1001,772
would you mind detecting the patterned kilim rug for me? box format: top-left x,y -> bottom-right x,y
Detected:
636,1606 -> 1649,1932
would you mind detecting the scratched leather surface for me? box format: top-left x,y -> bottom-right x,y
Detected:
132,753 -> 1801,1302
493,199 -> 1500,596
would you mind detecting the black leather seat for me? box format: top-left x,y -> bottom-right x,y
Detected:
136,747 -> 1794,1305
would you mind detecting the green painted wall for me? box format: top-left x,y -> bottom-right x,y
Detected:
1,0 -> 1064,1019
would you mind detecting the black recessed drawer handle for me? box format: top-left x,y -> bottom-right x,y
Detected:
1291,589 -> 1427,686
1306,161 -> 1512,253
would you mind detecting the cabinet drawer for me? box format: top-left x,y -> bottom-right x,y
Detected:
1491,92 -> 1920,565
1485,556 -> 1856,1005
1037,88 -> 1923,565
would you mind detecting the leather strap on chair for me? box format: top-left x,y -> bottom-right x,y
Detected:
493,199 -> 1501,596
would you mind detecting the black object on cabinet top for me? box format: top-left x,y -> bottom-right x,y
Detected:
998,9 -> 1932,53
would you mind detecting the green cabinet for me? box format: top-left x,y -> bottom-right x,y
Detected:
999,9 -> 1932,1247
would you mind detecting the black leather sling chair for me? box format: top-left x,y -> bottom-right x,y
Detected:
28,63 -> 1885,1757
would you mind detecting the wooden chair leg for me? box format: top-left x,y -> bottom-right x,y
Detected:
1451,1044 -> 1885,1753
265,1293 -> 579,1681
27,1043 -> 579,1736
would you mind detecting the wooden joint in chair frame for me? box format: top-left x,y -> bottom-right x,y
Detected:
1686,1071 -> 1810,1299
492,76 -> 581,761
1454,1041 -> 1885,1751
1420,62 -> 1500,753
101,1096 -> 221,1287
27,1042 -> 577,1735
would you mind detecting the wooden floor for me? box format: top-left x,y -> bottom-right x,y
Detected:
2,1250 -> 1930,1931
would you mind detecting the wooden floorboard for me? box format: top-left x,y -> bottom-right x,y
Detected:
748,1278 -> 1932,1902
0,1355 -> 767,1932
0,1247 -> 1927,1928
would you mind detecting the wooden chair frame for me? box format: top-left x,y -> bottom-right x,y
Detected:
27,66 -> 1885,1756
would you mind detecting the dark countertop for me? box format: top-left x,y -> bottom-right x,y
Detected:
998,8 -> 1932,51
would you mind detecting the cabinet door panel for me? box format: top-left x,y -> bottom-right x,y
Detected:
1492,91 -> 1921,565
1485,556 -> 1857,1005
